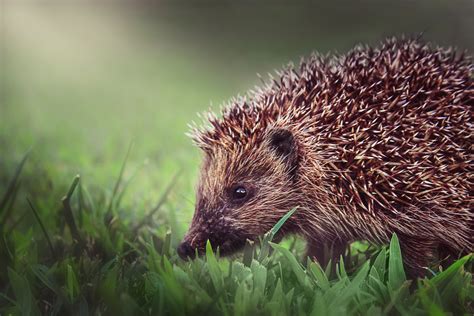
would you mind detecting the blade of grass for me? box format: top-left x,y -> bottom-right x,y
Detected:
106,141 -> 134,215
27,197 -> 56,260
258,207 -> 297,262
114,158 -> 147,210
308,260 -> 330,291
62,175 -> 83,251
0,148 -> 30,214
0,179 -> 21,227
80,182 -> 95,212
270,207 -> 298,237
161,230 -> 171,257
371,247 -> 387,282
77,180 -> 84,226
324,259 -> 333,278
388,234 -> 406,291
65,174 -> 81,200
243,239 -> 255,267
66,264 -> 79,302
430,254 -> 471,285
205,240 -> 224,293
132,171 -> 181,234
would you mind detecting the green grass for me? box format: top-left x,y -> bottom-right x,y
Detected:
1,3 -> 473,315
0,156 -> 472,315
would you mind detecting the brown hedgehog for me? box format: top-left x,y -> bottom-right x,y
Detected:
178,37 -> 474,277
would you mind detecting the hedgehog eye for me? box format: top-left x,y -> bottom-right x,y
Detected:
231,186 -> 248,202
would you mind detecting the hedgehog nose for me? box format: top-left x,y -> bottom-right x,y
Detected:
177,241 -> 195,260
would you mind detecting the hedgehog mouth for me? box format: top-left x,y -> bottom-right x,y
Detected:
180,237 -> 247,259
195,224 -> 251,257
180,224 -> 252,259
214,238 -> 248,256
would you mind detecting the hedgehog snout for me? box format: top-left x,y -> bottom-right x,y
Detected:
178,214 -> 214,260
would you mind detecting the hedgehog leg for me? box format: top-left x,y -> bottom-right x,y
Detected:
307,239 -> 347,268
398,236 -> 438,278
437,243 -> 462,271
306,241 -> 326,266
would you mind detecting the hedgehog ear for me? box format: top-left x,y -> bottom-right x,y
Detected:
269,128 -> 299,176
269,129 -> 295,157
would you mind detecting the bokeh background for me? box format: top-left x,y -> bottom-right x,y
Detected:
1,0 -> 473,241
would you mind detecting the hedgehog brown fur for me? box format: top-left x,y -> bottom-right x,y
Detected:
178,37 -> 474,277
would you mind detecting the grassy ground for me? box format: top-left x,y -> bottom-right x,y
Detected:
0,157 -> 472,316
1,2 -> 473,315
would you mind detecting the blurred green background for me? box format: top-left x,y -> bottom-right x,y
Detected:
1,0 -> 473,241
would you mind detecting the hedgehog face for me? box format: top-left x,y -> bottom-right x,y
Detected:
178,128 -> 302,259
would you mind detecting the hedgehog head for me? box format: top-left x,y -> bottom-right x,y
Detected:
178,111 -> 304,258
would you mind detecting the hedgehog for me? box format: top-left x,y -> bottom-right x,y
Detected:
177,37 -> 473,277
